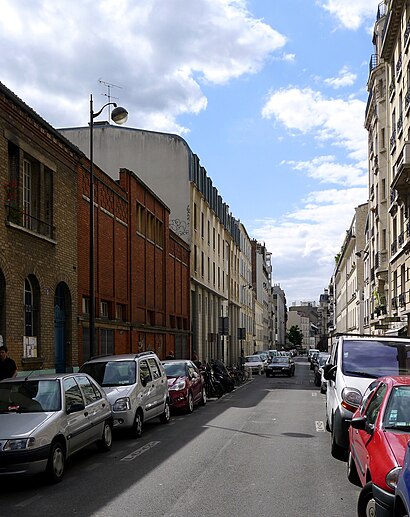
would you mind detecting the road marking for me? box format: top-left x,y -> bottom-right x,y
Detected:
121,441 -> 160,462
315,421 -> 326,432
311,392 -> 317,397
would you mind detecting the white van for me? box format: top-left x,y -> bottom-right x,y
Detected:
323,335 -> 410,460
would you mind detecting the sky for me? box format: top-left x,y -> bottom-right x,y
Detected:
0,0 -> 380,304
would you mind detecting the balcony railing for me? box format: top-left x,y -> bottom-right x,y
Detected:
399,293 -> 406,307
396,53 -> 403,79
392,296 -> 398,310
398,113 -> 404,137
5,204 -> 55,240
405,16 -> 410,51
391,240 -> 397,254
390,128 -> 397,153
399,231 -> 405,246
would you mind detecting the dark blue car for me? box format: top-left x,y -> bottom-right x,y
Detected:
394,442 -> 410,517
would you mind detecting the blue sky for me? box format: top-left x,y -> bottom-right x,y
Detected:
0,0 -> 379,304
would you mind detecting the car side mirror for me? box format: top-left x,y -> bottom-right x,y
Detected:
67,402 -> 85,414
350,416 -> 373,434
323,364 -> 335,381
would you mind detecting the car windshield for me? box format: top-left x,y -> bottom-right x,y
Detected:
271,357 -> 289,364
383,386 -> 410,429
342,340 -> 410,378
81,361 -> 136,387
245,356 -> 261,362
318,355 -> 330,366
0,380 -> 61,413
163,362 -> 187,377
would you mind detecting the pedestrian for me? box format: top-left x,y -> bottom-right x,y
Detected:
0,345 -> 17,381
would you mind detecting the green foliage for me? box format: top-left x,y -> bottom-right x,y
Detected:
287,325 -> 303,347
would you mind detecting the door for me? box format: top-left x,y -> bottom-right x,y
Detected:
76,375 -> 108,442
147,358 -> 166,416
54,283 -> 67,373
63,377 -> 91,454
139,359 -> 156,418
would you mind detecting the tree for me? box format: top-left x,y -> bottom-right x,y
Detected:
287,325 -> 303,348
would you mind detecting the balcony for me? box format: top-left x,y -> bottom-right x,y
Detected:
399,293 -> 407,308
390,128 -> 397,154
391,239 -> 397,255
396,53 -> 403,79
389,77 -> 396,101
398,113 -> 404,138
392,296 -> 398,311
391,141 -> 410,201
5,204 -> 55,240
399,231 -> 405,246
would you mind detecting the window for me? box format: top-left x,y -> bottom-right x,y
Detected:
115,304 -> 124,321
82,297 -> 90,315
194,203 -> 197,231
100,329 -> 114,355
77,376 -> 102,404
7,142 -> 54,239
194,245 -> 198,272
365,384 -> 387,426
156,219 -> 163,247
201,212 -> 204,239
147,211 -> 155,241
100,301 -> 109,319
139,360 -> 152,384
64,377 -> 84,409
136,203 -> 145,235
148,358 -> 161,379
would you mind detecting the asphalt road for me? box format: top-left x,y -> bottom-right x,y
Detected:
0,358 -> 360,516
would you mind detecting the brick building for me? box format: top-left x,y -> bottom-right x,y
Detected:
0,81 -> 191,373
0,81 -> 79,373
78,163 -> 191,363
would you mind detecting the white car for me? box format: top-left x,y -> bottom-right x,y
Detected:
0,373 -> 113,483
244,355 -> 265,375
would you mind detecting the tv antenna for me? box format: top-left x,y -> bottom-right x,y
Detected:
98,79 -> 123,120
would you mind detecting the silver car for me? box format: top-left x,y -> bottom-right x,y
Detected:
0,373 -> 113,483
80,351 -> 171,437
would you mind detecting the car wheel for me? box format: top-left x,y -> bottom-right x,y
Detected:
160,400 -> 171,424
46,440 -> 65,484
186,391 -> 194,413
200,386 -> 207,406
266,372 -> 270,378
133,410 -> 143,438
97,420 -> 113,452
357,482 -> 375,517
331,420 -> 346,461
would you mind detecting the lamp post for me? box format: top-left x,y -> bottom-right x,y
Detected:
89,94 -> 128,358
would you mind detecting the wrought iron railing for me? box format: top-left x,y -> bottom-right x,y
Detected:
5,204 -> 55,240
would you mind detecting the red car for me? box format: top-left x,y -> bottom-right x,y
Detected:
162,359 -> 206,413
348,376 -> 410,517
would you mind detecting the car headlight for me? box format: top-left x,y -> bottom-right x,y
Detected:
341,387 -> 362,412
169,379 -> 186,391
386,467 -> 402,489
113,397 -> 131,411
3,438 -> 35,451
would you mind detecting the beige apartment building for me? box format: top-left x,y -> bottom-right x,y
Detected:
362,0 -> 410,336
333,204 -> 367,335
60,124 -> 261,364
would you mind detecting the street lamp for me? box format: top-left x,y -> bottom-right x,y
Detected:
89,94 -> 128,358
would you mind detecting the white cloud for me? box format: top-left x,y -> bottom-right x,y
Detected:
324,66 -> 357,88
283,155 -> 367,187
0,0 -> 286,132
318,0 -> 380,30
261,87 -> 367,162
249,187 -> 368,302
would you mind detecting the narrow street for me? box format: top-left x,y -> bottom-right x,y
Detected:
0,358 -> 359,517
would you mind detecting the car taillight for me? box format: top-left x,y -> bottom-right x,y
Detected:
341,387 -> 362,413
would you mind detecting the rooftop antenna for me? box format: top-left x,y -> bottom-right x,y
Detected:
98,79 -> 123,121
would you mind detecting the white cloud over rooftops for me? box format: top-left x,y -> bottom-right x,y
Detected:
318,0 -> 381,30
0,0 -> 286,131
261,87 -> 367,162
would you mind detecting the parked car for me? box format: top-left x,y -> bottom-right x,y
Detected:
310,351 -> 320,370
265,356 -> 295,377
313,353 -> 330,387
394,441 -> 410,517
308,349 -> 320,363
162,359 -> 206,413
319,355 -> 331,394
0,373 -> 113,483
323,335 -> 410,460
244,355 -> 265,375
80,351 -> 170,438
348,376 -> 410,517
